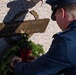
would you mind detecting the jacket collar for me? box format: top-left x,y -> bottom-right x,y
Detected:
66,20 -> 76,29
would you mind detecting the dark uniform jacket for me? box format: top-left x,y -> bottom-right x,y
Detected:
14,20 -> 76,75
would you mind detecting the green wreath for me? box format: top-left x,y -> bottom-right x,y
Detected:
0,34 -> 45,75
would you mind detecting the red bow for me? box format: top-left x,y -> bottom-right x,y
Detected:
21,48 -> 35,62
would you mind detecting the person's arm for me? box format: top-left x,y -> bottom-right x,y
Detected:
13,35 -> 70,75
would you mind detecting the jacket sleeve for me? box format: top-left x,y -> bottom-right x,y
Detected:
14,36 -> 70,75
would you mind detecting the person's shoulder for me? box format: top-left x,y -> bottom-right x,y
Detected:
53,29 -> 70,38
53,27 -> 76,43
53,28 -> 72,41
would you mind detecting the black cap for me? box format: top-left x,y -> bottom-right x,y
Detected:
46,0 -> 76,21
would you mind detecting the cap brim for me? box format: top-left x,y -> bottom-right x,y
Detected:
51,11 -> 56,21
46,0 -> 57,6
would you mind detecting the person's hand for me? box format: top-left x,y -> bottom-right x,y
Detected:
10,56 -> 22,68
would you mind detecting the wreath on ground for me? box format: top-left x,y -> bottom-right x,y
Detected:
0,34 -> 45,75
